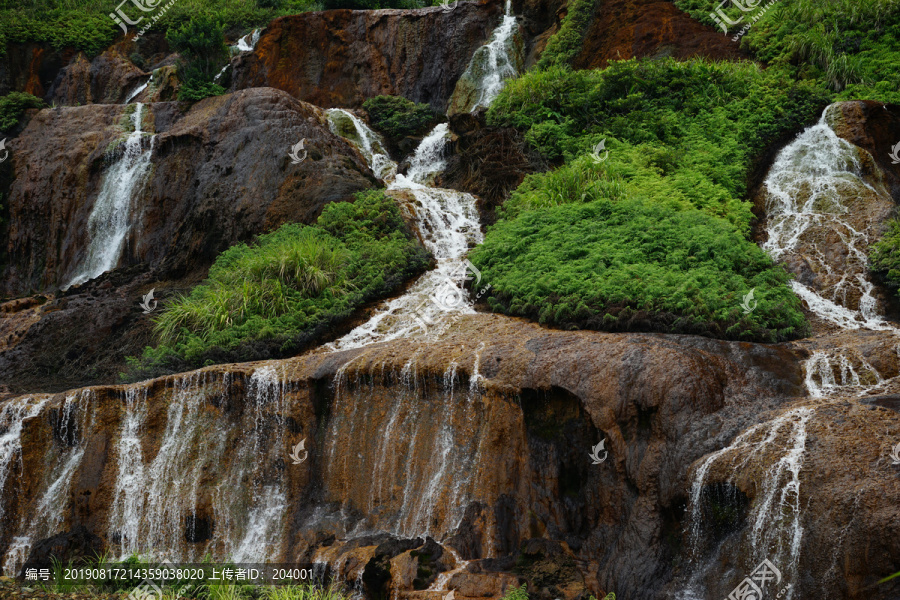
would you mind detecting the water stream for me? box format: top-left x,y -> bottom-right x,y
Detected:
66,103 -> 155,288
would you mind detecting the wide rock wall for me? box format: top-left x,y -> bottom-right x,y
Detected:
230,4 -> 504,112
1,87 -> 376,296
5,314 -> 897,600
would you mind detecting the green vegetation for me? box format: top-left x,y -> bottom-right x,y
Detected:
870,218 -> 900,290
128,191 -> 429,377
166,13 -> 229,101
500,584 -> 615,600
0,0 -> 321,58
674,0 -> 900,102
362,95 -> 442,140
0,92 -> 47,131
470,198 -> 805,341
536,0 -> 597,69
471,58 -> 826,341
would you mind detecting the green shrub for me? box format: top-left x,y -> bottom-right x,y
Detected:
536,0 -> 598,68
470,198 -> 807,342
128,190 -> 430,376
0,92 -> 46,131
675,0 -> 900,102
362,95 -> 441,140
177,79 -> 227,102
166,13 -> 229,81
870,218 -> 900,289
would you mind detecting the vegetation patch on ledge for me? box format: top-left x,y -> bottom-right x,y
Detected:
125,190 -> 430,380
473,58 -> 825,341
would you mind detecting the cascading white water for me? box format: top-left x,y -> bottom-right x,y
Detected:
762,105 -> 896,333
235,29 -> 261,53
323,113 -> 483,350
125,75 -> 151,104
449,0 -> 520,113
1,392 -> 94,575
0,396 -> 51,527
66,103 -> 155,288
680,408 -> 812,600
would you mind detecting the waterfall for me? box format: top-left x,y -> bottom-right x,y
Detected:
762,105 -> 896,333
321,356 -> 497,542
323,114 -> 483,350
1,392 -> 94,575
125,75 -> 151,104
680,408 -> 812,600
235,29 -> 261,53
449,0 -> 521,114
66,103 -> 155,289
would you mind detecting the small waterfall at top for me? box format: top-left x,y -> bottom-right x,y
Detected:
125,74 -> 151,104
324,112 -> 483,350
762,105 -> 896,333
448,0 -> 522,114
66,103 -> 155,289
234,29 -> 261,53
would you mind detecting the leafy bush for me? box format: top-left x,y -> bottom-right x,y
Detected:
0,92 -> 46,131
536,0 -> 598,68
675,0 -> 900,102
177,80 -> 227,102
0,0 -> 321,57
470,198 -> 807,342
488,59 -> 829,234
129,190 -> 430,375
167,13 -> 228,80
362,96 -> 442,140
870,218 -> 900,289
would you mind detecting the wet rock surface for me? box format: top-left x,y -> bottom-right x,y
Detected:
230,3 -> 504,113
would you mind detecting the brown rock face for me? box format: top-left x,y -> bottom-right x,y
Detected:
46,48 -> 146,106
230,4 -> 504,112
0,314 -> 836,600
0,43 -> 77,99
827,100 -> 900,201
0,87 -> 376,296
569,0 -> 747,69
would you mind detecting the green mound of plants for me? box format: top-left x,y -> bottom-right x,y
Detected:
362,95 -> 442,140
0,0 -> 320,58
470,198 -> 807,341
166,13 -> 229,101
870,217 -> 900,290
127,191 -> 430,378
0,92 -> 46,131
474,58 -> 820,341
674,0 -> 900,102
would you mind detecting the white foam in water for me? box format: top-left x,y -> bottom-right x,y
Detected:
762,105 -> 898,333
323,116 -> 484,351
66,103 -> 155,288
461,0 -> 519,111
2,392 -> 93,575
125,75 -> 151,104
235,29 -> 261,53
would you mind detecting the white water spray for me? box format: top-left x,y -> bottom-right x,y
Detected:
323,114 -> 483,350
66,103 -> 155,288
